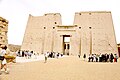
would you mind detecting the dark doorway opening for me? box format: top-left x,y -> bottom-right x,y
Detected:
63,35 -> 70,55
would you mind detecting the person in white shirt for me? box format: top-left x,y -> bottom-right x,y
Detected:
44,52 -> 49,63
0,45 -> 9,74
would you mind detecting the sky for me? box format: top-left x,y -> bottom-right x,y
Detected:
0,0 -> 120,45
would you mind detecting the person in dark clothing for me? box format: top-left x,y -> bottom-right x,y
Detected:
105,54 -> 107,62
110,53 -> 114,62
107,54 -> 109,62
78,54 -> 80,58
17,50 -> 20,56
88,54 -> 91,62
22,51 -> 24,57
57,53 -> 59,59
83,54 -> 86,61
91,54 -> 94,62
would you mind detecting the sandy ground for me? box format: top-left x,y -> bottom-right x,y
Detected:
0,56 -> 120,80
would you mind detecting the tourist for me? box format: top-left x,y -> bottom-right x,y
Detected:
88,54 -> 91,62
93,54 -> 96,62
91,54 -> 94,62
57,53 -> 59,59
99,53 -> 102,62
22,51 -> 24,57
0,45 -> 9,74
44,52 -> 49,63
110,53 -> 114,63
106,54 -> 110,62
0,51 -> 4,74
78,54 -> 80,58
83,54 -> 86,61
28,51 -> 32,59
96,54 -> 99,62
114,54 -> 118,62
17,50 -> 20,57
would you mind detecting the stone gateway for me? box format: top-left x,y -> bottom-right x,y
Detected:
21,11 -> 118,56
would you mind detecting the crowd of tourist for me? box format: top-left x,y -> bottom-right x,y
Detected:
16,50 -> 63,63
47,52 -> 63,58
16,50 -> 63,59
0,46 -> 119,75
82,53 -> 118,62
16,50 -> 39,59
44,52 -> 63,63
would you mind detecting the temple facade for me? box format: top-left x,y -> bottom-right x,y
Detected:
0,16 -> 8,47
21,11 -> 118,56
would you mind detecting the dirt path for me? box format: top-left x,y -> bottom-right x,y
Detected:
0,56 -> 120,80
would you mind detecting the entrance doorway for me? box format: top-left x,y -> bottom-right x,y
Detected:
63,35 -> 70,55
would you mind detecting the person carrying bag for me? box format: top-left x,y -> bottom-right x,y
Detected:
0,45 -> 9,74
